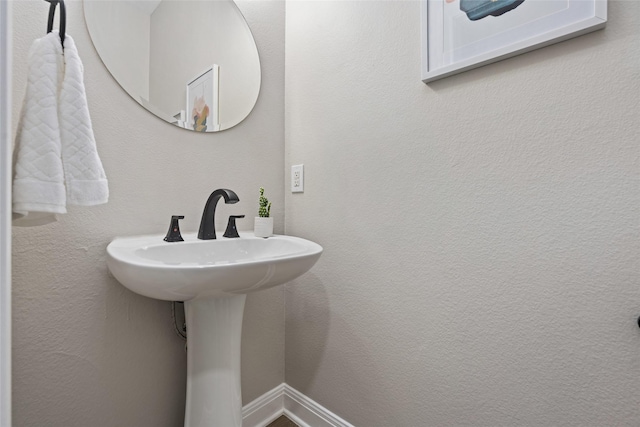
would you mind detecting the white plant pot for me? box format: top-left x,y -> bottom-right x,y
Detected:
254,217 -> 273,238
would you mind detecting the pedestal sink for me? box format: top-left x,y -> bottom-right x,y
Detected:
106,232 -> 322,427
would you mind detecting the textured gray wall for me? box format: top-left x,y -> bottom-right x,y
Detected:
285,1 -> 640,425
11,0 -> 285,425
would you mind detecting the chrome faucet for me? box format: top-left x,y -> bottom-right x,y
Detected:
198,189 -> 239,240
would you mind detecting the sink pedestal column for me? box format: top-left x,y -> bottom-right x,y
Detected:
184,295 -> 247,427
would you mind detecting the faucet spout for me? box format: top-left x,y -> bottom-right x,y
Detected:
198,189 -> 239,240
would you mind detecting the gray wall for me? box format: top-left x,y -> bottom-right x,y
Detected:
11,0 -> 285,425
284,1 -> 640,426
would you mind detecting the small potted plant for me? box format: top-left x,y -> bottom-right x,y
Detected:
254,187 -> 273,238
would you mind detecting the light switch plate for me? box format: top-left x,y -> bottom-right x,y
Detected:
291,164 -> 304,193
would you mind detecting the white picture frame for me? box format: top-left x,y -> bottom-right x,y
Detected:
186,65 -> 220,132
421,0 -> 607,83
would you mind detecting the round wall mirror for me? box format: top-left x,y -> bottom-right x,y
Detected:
84,0 -> 261,132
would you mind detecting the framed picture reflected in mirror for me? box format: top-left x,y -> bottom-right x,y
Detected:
186,65 -> 220,132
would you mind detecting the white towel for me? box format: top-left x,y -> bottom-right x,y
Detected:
12,31 -> 108,226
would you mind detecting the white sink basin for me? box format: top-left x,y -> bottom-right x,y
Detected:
106,232 -> 323,301
106,231 -> 322,427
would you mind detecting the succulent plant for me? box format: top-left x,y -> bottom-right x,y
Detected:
258,187 -> 271,218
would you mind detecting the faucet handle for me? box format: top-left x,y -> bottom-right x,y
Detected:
164,215 -> 185,242
223,215 -> 245,238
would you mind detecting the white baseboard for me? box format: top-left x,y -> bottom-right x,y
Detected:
242,383 -> 286,427
243,384 -> 354,427
282,385 -> 354,427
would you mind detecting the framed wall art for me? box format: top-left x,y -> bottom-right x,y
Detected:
421,0 -> 607,83
186,65 -> 220,132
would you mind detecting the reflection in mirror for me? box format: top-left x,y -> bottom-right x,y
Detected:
84,0 -> 261,132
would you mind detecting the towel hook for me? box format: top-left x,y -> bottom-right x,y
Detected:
44,0 -> 65,49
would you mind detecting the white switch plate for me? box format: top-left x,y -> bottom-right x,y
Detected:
291,164 -> 304,193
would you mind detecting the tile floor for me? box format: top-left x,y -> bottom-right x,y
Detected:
266,415 -> 298,427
